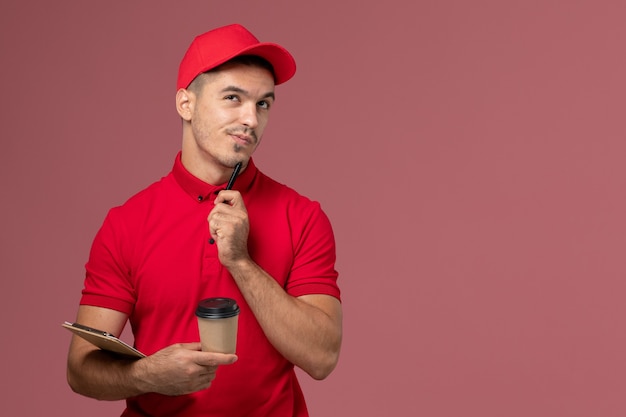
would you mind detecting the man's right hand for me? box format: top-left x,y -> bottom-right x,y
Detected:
133,343 -> 238,396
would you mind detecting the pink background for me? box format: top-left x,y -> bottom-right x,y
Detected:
2,1 -> 625,415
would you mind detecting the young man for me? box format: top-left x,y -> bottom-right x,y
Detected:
66,24 -> 342,417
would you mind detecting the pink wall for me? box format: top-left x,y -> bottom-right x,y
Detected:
2,1 -> 625,415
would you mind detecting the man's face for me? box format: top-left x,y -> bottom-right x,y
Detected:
185,63 -> 276,170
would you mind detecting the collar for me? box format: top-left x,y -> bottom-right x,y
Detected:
171,151 -> 257,203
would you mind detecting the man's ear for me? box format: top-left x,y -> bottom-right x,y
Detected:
176,88 -> 194,121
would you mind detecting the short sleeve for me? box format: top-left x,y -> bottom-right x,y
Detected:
285,201 -> 341,301
80,207 -> 137,315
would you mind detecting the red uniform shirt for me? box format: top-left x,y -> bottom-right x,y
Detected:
81,153 -> 340,417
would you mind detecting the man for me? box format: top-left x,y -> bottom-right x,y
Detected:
66,23 -> 342,417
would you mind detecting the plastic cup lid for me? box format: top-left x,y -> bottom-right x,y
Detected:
195,297 -> 240,319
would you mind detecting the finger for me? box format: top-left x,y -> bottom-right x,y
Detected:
208,212 -> 239,237
208,220 -> 228,245
207,204 -> 232,230
195,367 -> 217,381
193,352 -> 238,367
214,190 -> 245,209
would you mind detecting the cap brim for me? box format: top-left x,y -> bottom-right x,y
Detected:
219,42 -> 296,85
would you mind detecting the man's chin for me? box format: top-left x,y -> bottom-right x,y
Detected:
223,154 -> 249,169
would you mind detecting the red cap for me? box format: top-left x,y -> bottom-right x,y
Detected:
177,24 -> 296,90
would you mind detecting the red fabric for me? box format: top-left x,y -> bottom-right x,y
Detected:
81,153 -> 340,416
177,24 -> 296,89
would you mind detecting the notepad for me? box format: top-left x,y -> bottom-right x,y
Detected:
62,321 -> 145,358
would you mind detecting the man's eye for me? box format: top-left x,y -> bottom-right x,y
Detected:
258,100 -> 270,109
225,95 -> 239,101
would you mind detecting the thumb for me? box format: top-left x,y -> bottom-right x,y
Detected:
195,352 -> 239,366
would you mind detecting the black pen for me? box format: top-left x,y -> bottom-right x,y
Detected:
226,162 -> 242,191
209,162 -> 242,244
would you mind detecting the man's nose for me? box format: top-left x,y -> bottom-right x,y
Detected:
239,103 -> 258,128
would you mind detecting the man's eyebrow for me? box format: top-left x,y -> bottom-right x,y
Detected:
220,86 -> 276,101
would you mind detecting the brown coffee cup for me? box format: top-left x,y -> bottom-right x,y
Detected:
195,298 -> 240,354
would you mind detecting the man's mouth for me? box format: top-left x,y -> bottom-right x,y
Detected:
228,129 -> 256,146
232,134 -> 251,145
